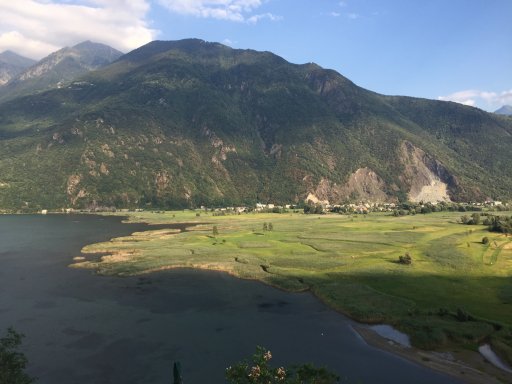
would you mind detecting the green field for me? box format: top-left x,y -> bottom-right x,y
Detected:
72,210 -> 512,363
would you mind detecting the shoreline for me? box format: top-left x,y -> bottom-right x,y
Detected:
76,255 -> 512,384
72,214 -> 512,383
353,325 -> 510,384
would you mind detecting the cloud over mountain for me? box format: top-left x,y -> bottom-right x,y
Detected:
438,89 -> 512,111
0,0 -> 157,59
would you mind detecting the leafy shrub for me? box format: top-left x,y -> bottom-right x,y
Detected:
226,346 -> 339,384
0,328 -> 35,384
398,252 -> 412,265
304,204 -> 324,214
455,308 -> 474,322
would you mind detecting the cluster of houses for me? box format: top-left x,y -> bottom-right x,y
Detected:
199,200 -> 509,215
37,199 -> 508,215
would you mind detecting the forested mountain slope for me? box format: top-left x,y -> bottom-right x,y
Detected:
0,39 -> 510,210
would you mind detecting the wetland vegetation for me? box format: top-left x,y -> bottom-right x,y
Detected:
72,210 -> 512,372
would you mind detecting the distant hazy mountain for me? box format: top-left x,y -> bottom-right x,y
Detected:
0,39 -> 511,210
0,50 -> 36,85
0,41 -> 122,102
494,105 -> 512,115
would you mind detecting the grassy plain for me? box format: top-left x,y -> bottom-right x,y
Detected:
72,210 -> 512,365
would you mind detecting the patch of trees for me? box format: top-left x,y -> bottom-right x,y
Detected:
262,222 -> 274,231
303,203 -> 324,214
484,215 -> 512,234
459,213 -> 481,225
398,252 -> 412,265
0,328 -> 34,384
455,308 -> 476,322
460,213 -> 512,234
393,202 -> 492,217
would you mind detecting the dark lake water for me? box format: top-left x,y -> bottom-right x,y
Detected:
0,214 -> 462,383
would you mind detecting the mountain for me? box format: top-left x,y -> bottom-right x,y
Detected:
0,39 -> 511,210
0,41 -> 123,102
0,51 -> 36,85
495,105 -> 512,116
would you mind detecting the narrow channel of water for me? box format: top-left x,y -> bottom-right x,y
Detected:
479,344 -> 512,373
0,215 -> 462,383
370,324 -> 411,347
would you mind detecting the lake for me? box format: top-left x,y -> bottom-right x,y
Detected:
0,214 -> 461,383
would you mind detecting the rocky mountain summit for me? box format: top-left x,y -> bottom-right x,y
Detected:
0,41 -> 122,102
0,50 -> 35,85
495,105 -> 512,116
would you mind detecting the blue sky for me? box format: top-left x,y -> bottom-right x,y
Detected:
1,0 -> 511,111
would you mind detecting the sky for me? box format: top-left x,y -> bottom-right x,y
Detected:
0,0 -> 511,112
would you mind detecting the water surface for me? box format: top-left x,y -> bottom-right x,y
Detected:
0,214 -> 462,383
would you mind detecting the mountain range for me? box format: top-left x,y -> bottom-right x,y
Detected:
0,41 -> 123,102
0,39 -> 510,210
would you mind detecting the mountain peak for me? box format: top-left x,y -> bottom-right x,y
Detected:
120,38 -> 230,63
0,50 -> 36,67
0,50 -> 36,86
72,40 -> 122,53
73,40 -> 94,47
494,105 -> 512,116
0,41 -> 123,101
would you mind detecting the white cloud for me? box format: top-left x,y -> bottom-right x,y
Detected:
329,11 -> 341,17
158,0 -> 280,23
438,89 -> 512,111
247,12 -> 282,24
0,0 -> 158,59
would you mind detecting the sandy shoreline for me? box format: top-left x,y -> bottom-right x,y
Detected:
353,325 -> 512,384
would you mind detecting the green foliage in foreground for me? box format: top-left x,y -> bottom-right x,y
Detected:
226,346 -> 339,384
0,328 -> 35,384
74,211 -> 512,365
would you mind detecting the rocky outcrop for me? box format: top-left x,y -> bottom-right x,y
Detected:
306,168 -> 391,204
66,174 -> 87,205
399,141 -> 452,202
338,168 -> 389,202
155,171 -> 171,196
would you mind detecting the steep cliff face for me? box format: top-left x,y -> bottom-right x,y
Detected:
306,168 -> 390,205
399,141 -> 453,202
